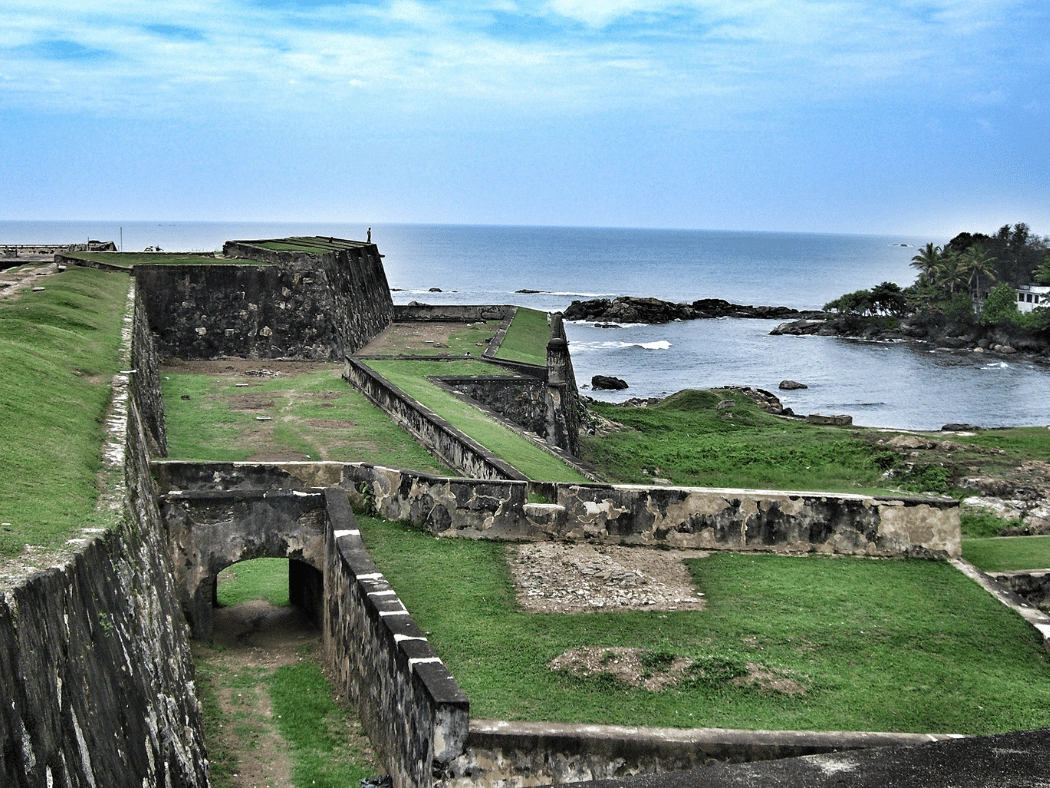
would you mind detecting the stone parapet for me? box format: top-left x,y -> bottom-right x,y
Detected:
439,720 -> 963,787
323,489 -> 469,788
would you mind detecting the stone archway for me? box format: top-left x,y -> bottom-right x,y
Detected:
161,490 -> 326,640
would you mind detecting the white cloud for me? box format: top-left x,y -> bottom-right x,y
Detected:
0,0 -> 1041,122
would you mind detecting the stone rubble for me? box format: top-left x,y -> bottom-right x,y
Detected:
508,542 -> 708,613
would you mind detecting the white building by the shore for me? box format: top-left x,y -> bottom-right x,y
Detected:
1016,285 -> 1050,313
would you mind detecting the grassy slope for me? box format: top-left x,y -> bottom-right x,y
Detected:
582,390 -> 909,494
496,307 -> 550,366
963,536 -> 1050,572
0,267 -> 130,558
365,360 -> 589,482
358,516 -> 1050,735
162,367 -> 447,473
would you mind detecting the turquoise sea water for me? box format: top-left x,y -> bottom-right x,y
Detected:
4,220 -> 1048,430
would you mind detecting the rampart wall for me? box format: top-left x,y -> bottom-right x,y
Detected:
0,282 -> 207,787
152,461 -> 962,558
136,245 -> 392,360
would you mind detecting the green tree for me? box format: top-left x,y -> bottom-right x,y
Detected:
933,250 -> 965,295
869,281 -> 907,316
980,282 -> 1020,327
824,289 -> 873,315
1033,255 -> 1050,286
910,243 -> 942,278
958,245 -> 997,301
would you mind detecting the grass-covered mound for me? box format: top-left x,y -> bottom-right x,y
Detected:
583,390 -> 1050,497
0,267 -> 130,559
365,359 -> 590,482
582,390 -> 908,494
358,515 -> 1050,735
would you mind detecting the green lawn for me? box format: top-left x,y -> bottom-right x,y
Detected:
216,558 -> 290,607
582,390 -> 948,495
358,515 -> 1050,735
61,252 -> 234,269
162,366 -> 447,473
496,307 -> 550,366
363,360 -> 589,482
963,536 -> 1050,572
0,267 -> 130,558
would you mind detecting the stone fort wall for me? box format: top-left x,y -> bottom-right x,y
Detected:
0,281 -> 207,788
136,242 -> 392,360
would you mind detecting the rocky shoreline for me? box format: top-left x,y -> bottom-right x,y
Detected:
563,296 -> 825,324
771,315 -> 1050,361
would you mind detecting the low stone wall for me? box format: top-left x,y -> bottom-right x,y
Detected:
440,721 -> 961,787
152,461 -> 961,558
394,304 -> 513,322
323,489 -> 469,788
0,282 -> 207,787
550,485 -> 961,558
344,357 -> 528,482
989,569 -> 1050,613
136,245 -> 392,360
437,375 -> 550,439
160,489 -> 327,639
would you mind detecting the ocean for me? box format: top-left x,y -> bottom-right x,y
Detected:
4,220 -> 1049,430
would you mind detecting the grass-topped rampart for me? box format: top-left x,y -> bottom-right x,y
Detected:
60,252 -> 245,269
358,515 -> 1050,735
363,359 -> 589,482
0,267 -> 130,559
495,307 -> 550,366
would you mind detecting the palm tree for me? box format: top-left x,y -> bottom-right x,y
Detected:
932,250 -> 964,295
959,245 -> 997,304
910,243 -> 942,279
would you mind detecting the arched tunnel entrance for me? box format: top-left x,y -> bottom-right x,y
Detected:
161,489 -> 328,641
210,557 -> 324,631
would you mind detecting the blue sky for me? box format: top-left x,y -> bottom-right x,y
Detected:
1,0 -> 1048,234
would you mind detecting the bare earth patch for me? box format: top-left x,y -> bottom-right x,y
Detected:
549,647 -> 806,696
509,542 -> 708,612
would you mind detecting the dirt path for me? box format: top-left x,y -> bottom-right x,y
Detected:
0,262 -> 59,302
194,602 -> 378,788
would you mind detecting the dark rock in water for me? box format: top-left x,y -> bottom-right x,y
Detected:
807,413 -> 852,426
770,319 -> 826,336
779,380 -> 808,390
594,322 -> 621,329
942,423 -> 981,432
515,288 -> 546,294
592,375 -> 629,390
939,337 -> 969,349
428,287 -> 443,292
563,295 -> 823,325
